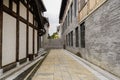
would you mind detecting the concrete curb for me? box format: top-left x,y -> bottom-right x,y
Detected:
64,49 -> 120,80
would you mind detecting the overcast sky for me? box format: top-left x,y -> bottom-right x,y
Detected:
43,0 -> 62,35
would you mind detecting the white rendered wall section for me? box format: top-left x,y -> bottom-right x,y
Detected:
29,12 -> 33,24
3,0 -> 9,7
2,12 -> 16,66
34,30 -> 37,54
20,2 -> 27,19
29,27 -> 33,54
13,2 -> 17,13
19,21 -> 27,59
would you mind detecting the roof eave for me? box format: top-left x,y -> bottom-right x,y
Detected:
59,0 -> 67,23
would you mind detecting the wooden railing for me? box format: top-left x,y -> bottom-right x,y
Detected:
78,0 -> 107,23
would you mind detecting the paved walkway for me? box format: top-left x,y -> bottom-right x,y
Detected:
32,49 -> 101,80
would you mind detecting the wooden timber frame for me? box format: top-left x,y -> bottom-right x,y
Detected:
0,0 -> 47,73
0,0 -> 3,68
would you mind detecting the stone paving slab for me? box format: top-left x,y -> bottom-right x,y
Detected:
32,49 -> 100,80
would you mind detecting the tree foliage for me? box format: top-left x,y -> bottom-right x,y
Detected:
48,32 -> 59,39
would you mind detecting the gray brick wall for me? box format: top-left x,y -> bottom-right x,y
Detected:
43,39 -> 63,49
63,0 -> 120,78
85,0 -> 120,77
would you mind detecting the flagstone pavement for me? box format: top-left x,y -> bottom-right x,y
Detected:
32,49 -> 100,80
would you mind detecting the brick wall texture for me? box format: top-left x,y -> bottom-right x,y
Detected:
64,0 -> 120,78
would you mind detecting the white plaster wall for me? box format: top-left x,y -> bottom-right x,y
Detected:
3,0 -> 9,7
13,2 -> 17,13
19,21 -> 27,59
2,12 -> 16,66
20,2 -> 27,19
34,30 -> 37,54
29,27 -> 33,54
29,12 -> 33,24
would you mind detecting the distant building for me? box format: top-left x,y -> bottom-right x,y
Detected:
59,0 -> 120,78
59,0 -> 79,49
57,25 -> 62,38
41,18 -> 50,48
0,0 -> 48,75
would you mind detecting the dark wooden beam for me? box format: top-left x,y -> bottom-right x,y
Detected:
16,0 -> 20,62
0,0 -> 3,68
33,15 -> 35,56
26,0 -> 29,58
19,58 -> 27,64
29,23 -> 34,28
20,0 -> 27,8
33,29 -> 35,56
3,5 -> 36,29
3,5 -> 17,18
19,16 -> 27,24
37,31 -> 39,55
9,0 -> 12,10
2,62 -> 16,72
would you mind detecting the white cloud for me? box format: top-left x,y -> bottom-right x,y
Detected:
43,0 -> 62,35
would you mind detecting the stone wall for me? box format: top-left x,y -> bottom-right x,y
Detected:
43,39 -> 63,49
85,0 -> 120,77
65,0 -> 120,78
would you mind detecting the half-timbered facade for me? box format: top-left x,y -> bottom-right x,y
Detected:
0,0 -> 48,74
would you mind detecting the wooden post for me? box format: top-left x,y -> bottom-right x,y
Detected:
26,0 -> 29,59
0,0 -> 3,68
16,0 -> 20,62
33,15 -> 35,58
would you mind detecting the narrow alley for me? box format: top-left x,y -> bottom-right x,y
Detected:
5,49 -> 120,80
31,49 -> 105,80
0,0 -> 120,80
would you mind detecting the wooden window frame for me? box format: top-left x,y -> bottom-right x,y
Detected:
74,0 -> 77,17
68,11 -> 70,26
71,3 -> 73,23
80,22 -> 85,48
75,27 -> 79,47
69,33 -> 70,46
66,35 -> 67,46
71,31 -> 73,46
